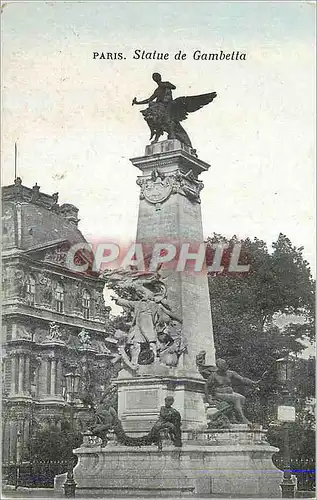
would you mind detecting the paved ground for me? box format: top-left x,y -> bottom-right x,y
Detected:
3,488 -> 315,500
1,488 -> 261,500
2,488 -> 135,499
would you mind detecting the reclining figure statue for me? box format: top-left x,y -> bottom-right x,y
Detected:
89,395 -> 182,449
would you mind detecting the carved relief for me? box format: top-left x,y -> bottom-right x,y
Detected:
137,169 -> 173,205
44,244 -> 68,266
38,272 -> 53,305
170,170 -> 204,203
137,168 -> 204,207
13,269 -> 26,297
44,322 -> 65,343
78,329 -> 92,349
16,324 -> 33,341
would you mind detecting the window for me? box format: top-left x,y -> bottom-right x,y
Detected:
25,275 -> 36,305
4,358 -> 12,395
54,283 -> 64,313
82,289 -> 91,319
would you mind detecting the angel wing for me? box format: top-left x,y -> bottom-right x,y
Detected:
171,92 -> 217,122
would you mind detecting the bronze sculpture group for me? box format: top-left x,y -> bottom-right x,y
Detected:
85,353 -> 264,449
132,73 -> 217,148
104,267 -> 186,372
89,394 -> 182,450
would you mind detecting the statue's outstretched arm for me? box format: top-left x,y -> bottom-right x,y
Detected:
115,297 -> 134,309
230,371 -> 257,386
132,90 -> 157,105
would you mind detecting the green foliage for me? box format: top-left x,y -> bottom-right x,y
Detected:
30,425 -> 82,461
207,233 -> 314,330
78,360 -> 120,408
207,232 -> 315,431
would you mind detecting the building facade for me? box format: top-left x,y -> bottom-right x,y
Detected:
2,178 -> 116,463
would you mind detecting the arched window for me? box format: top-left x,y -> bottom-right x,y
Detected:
54,283 -> 64,313
82,289 -> 91,319
25,275 -> 36,305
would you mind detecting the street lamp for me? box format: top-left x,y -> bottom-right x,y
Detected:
63,372 -> 81,498
276,354 -> 297,498
65,373 -> 81,425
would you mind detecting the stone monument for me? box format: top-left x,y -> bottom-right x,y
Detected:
55,75 -> 282,497
111,135 -> 218,435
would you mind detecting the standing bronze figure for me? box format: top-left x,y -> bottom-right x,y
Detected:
132,73 -> 217,147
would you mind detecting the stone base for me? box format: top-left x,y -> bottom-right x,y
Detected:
144,139 -> 198,158
55,425 -> 282,498
116,370 -> 207,433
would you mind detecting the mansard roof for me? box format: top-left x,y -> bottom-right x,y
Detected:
2,178 -> 87,252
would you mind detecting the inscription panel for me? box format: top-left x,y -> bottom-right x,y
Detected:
125,389 -> 159,411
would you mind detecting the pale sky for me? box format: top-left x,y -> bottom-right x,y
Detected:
2,1 -> 316,272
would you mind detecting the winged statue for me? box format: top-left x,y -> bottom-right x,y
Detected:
132,73 -> 217,148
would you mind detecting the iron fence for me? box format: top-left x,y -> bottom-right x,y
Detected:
273,456 -> 315,492
2,459 -> 71,488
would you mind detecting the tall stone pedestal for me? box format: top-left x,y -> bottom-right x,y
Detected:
131,139 -> 215,372
116,139 -> 216,434
55,425 -> 282,497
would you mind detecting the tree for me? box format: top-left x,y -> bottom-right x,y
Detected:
30,424 -> 82,462
206,233 -> 315,426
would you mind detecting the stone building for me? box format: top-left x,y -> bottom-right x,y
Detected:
2,178 -> 116,463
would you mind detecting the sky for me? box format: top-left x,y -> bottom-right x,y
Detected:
2,1 -> 316,273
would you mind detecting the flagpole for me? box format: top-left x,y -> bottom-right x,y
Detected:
14,142 -> 17,180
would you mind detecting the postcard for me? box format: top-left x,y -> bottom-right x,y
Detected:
2,2 -> 315,498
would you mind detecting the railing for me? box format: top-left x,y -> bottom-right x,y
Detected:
2,459 -> 71,488
273,456 -> 315,492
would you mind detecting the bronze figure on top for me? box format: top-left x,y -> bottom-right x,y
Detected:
132,73 -> 217,147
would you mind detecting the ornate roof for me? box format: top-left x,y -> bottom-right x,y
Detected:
2,178 -> 86,251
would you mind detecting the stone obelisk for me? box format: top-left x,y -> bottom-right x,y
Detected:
132,139 -> 215,370
116,139 -> 215,432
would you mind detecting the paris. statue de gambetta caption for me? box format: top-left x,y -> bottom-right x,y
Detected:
92,49 -> 247,61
